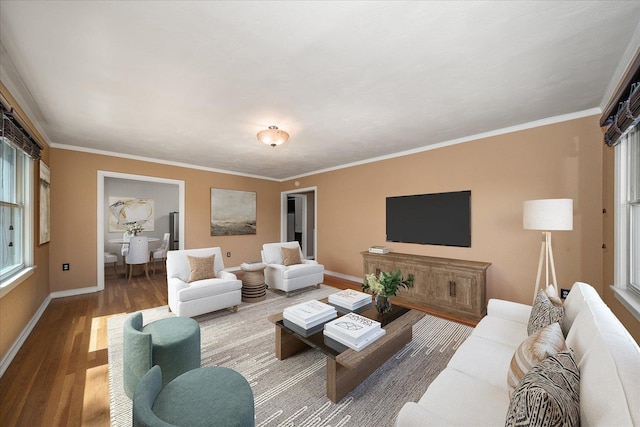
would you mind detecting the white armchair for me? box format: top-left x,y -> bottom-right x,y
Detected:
166,247 -> 242,317
261,242 -> 324,296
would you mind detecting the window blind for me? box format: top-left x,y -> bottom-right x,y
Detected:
601,50 -> 640,147
0,103 -> 41,160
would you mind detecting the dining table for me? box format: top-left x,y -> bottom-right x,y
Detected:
108,237 -> 160,244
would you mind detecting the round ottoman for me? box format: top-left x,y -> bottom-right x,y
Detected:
136,365 -> 255,427
142,316 -> 201,387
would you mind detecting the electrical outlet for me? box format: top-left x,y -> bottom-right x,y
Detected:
62,263 -> 70,271
226,252 -> 231,257
560,288 -> 570,299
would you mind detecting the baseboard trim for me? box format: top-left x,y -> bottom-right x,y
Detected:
1,285 -> 102,378
50,286 -> 99,299
325,270 -> 362,284
0,294 -> 52,378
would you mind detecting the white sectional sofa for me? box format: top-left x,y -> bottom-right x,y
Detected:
396,282 -> 640,426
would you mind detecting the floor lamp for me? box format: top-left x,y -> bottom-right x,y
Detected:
523,199 -> 573,303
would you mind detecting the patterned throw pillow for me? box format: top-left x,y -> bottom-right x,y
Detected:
281,246 -> 302,266
505,350 -> 580,427
527,290 -> 564,335
507,322 -> 567,395
544,285 -> 564,306
186,254 -> 216,283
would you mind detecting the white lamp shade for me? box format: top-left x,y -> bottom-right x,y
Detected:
523,198 -> 573,231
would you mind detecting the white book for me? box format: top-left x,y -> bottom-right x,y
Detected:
283,309 -> 337,329
328,289 -> 371,309
283,300 -> 337,323
368,246 -> 389,254
324,312 -> 382,346
324,327 -> 386,351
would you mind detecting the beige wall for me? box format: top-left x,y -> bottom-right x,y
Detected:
2,86 -> 639,364
286,118 -> 601,298
48,149 -> 282,292
0,83 -> 51,361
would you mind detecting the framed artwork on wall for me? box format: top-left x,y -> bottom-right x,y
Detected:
39,160 -> 50,245
108,197 -> 155,232
210,188 -> 256,236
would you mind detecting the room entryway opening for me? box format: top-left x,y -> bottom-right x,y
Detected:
280,187 -> 317,260
97,171 -> 185,291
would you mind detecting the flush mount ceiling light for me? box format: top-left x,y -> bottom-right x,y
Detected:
257,125 -> 289,147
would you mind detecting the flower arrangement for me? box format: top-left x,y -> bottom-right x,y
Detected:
126,223 -> 144,235
363,269 -> 413,297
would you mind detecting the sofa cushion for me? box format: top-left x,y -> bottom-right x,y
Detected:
472,315 -> 528,348
187,254 -> 216,283
507,322 -> 566,395
447,335 -> 514,389
281,246 -> 302,266
527,290 -> 564,335
415,368 -> 511,426
562,281 -> 600,335
566,299 -> 640,426
505,350 -> 580,427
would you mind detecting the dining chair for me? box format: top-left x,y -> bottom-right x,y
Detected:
104,252 -> 118,276
121,231 -> 132,258
150,232 -> 171,274
125,236 -> 150,281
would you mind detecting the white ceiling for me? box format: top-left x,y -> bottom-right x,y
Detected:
1,1 -> 639,181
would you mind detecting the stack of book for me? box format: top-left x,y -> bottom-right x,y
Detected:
328,289 -> 372,313
282,300 -> 337,337
323,312 -> 386,351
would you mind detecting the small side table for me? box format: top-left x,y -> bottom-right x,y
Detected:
240,262 -> 267,303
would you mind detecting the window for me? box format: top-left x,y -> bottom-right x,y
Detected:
613,124 -> 640,319
0,137 -> 32,283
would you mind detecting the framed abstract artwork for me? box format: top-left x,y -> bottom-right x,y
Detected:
39,160 -> 50,245
210,188 -> 256,236
108,197 -> 155,232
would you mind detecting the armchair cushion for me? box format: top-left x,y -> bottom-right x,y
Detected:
262,241 -> 303,265
262,242 -> 324,294
281,246 -> 302,266
177,278 -> 242,302
187,254 -> 216,283
166,247 -> 242,317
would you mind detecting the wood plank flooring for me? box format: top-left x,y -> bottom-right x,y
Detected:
0,271 -> 473,426
0,270 -> 168,427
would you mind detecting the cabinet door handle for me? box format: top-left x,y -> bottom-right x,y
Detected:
449,281 -> 453,297
452,281 -> 456,297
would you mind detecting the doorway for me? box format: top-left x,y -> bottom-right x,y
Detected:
97,171 -> 185,291
281,187 -> 317,260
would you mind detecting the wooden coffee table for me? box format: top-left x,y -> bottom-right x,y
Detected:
267,299 -> 424,403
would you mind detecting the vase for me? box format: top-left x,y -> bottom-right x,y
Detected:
375,294 -> 392,314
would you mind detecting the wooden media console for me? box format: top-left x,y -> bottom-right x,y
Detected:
362,251 -> 491,322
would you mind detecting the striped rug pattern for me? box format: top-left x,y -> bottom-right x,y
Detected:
108,285 -> 472,427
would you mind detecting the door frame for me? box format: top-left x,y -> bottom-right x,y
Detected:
97,171 -> 185,291
280,186 -> 317,260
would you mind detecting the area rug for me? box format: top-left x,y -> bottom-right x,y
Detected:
108,285 -> 472,426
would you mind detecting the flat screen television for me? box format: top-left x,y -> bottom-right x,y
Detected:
386,190 -> 471,247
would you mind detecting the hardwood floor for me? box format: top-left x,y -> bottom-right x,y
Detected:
0,270 -> 168,427
0,271 -> 473,426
